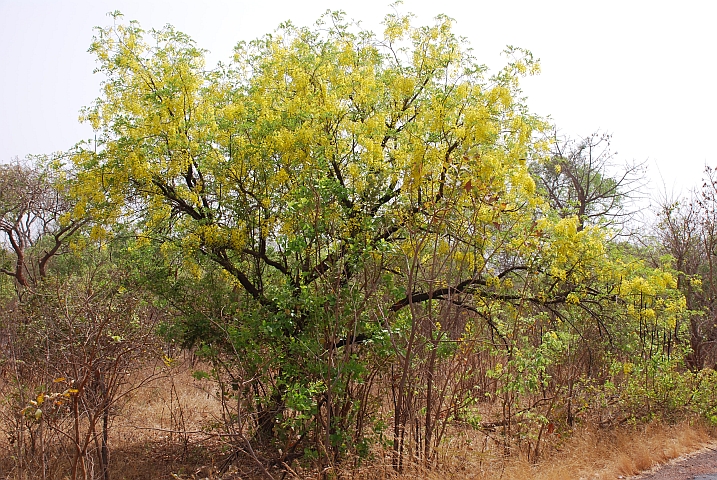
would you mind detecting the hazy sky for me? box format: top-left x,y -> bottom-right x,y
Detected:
1,0 -> 714,200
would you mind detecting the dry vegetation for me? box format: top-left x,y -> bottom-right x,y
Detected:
490,422 -> 712,480
333,411 -> 716,480
2,359 -> 713,480
0,361 -> 225,480
103,364 -> 225,480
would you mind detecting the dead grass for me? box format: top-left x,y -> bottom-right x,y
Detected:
2,360 -> 715,479
107,361 -> 226,479
116,361 -> 222,439
382,421 -> 714,480
0,359 -> 231,480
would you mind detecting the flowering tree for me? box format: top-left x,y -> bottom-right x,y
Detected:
68,11 -> 684,470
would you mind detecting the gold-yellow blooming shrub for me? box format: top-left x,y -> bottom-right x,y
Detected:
66,10 -> 692,465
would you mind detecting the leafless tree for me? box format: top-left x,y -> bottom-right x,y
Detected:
652,166 -> 717,368
533,131 -> 647,233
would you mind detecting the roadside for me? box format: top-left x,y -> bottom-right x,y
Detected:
632,444 -> 717,480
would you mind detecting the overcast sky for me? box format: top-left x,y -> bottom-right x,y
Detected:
1,0 -> 715,201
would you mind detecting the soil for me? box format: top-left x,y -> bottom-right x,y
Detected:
632,444 -> 717,480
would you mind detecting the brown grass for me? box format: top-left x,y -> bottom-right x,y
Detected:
107,362 -> 226,479
383,421 -> 713,480
2,360 -> 715,479
0,359 -> 230,480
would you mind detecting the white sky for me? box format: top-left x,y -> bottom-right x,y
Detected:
1,0 -> 715,200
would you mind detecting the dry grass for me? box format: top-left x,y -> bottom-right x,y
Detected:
379,421 -> 714,480
2,360 -> 715,479
0,359 -> 230,480
107,361 -> 226,479
116,361 -> 222,441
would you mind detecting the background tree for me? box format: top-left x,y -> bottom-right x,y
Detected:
653,166 -> 717,368
532,131 -> 646,232
0,158 -> 85,290
0,154 -> 164,480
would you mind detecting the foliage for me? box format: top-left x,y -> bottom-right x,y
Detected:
62,10 -> 699,471
2,9 -> 712,478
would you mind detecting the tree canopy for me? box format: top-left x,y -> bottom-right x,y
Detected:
73,11 -> 547,306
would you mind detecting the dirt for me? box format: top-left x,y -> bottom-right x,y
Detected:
632,444 -> 717,480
